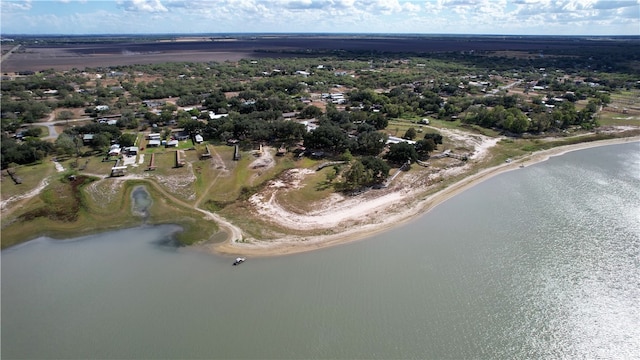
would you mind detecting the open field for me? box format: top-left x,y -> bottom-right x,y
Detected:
2,34 -> 640,254
3,35 -> 637,72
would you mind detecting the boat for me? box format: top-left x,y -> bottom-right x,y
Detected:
233,257 -> 246,266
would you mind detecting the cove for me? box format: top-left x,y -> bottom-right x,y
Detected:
2,143 -> 639,359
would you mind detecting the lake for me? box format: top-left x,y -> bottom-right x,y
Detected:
2,142 -> 639,359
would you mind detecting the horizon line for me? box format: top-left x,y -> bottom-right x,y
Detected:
2,32 -> 639,38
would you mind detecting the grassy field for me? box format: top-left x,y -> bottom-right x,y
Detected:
2,119 -> 639,249
1,170 -> 220,248
1,161 -> 55,201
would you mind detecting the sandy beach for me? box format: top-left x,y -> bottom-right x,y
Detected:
207,135 -> 640,257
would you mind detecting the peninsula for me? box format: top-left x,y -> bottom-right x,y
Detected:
2,35 -> 639,255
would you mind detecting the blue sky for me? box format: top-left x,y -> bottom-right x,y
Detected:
1,0 -> 639,35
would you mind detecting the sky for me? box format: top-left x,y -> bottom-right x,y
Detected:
1,0 -> 639,36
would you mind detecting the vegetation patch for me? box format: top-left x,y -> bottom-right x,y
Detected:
18,175 -> 94,222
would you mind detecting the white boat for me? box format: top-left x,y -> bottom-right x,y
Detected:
233,257 -> 246,266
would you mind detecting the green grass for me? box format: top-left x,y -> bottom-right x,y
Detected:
3,118 -> 638,250
275,166 -> 336,213
1,161 -> 55,201
1,174 -> 220,248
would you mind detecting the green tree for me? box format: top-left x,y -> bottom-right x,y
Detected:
299,105 -> 323,119
361,156 -> 390,184
22,127 -> 43,138
354,131 -> 388,156
423,132 -> 443,145
303,124 -> 351,153
404,127 -> 417,140
55,133 -> 77,156
385,141 -> 417,164
415,138 -> 436,159
341,160 -> 370,191
91,133 -> 111,152
119,133 -> 137,147
56,110 -> 74,122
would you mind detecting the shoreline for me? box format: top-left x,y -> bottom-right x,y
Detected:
206,136 -> 640,257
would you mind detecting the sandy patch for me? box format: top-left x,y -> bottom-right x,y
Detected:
210,135 -> 640,257
249,146 -> 275,170
122,155 -> 137,166
153,163 -> 197,201
1,178 -> 50,211
54,161 -> 64,172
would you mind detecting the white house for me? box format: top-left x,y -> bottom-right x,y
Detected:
208,111 -> 229,120
194,134 -> 203,144
386,136 -> 416,145
166,140 -> 179,148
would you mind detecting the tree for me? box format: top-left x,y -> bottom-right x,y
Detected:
180,119 -> 204,136
91,133 -> 111,151
299,105 -> 322,119
55,133 -> 77,156
366,112 -> 388,130
119,133 -> 137,147
22,127 -> 43,138
361,156 -> 390,184
423,132 -> 443,145
354,131 -> 387,156
341,160 -> 370,191
385,141 -> 417,164
56,110 -> 74,123
303,124 -> 351,153
415,138 -> 436,159
404,127 -> 417,140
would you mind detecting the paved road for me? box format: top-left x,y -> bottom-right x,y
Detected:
1,44 -> 21,63
30,116 -> 92,140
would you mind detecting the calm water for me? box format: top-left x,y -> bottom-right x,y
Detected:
2,142 -> 639,359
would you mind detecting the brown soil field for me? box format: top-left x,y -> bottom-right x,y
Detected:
1,36 -> 627,73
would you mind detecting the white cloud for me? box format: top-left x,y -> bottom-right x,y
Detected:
1,0 -> 32,12
117,0 -> 168,12
0,0 -> 637,35
593,0 -> 639,9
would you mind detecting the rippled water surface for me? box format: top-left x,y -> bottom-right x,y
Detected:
2,142 -> 639,359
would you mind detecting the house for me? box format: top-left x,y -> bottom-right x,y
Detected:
108,146 -> 122,156
387,136 -> 416,145
83,134 -> 94,144
148,133 -> 161,141
200,145 -> 212,159
166,140 -> 179,148
126,146 -> 139,155
176,150 -> 186,167
175,132 -> 190,141
95,105 -> 109,112
208,111 -> 229,120
110,166 -> 127,177
147,139 -> 161,147
143,100 -> 165,108
194,134 -> 203,144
